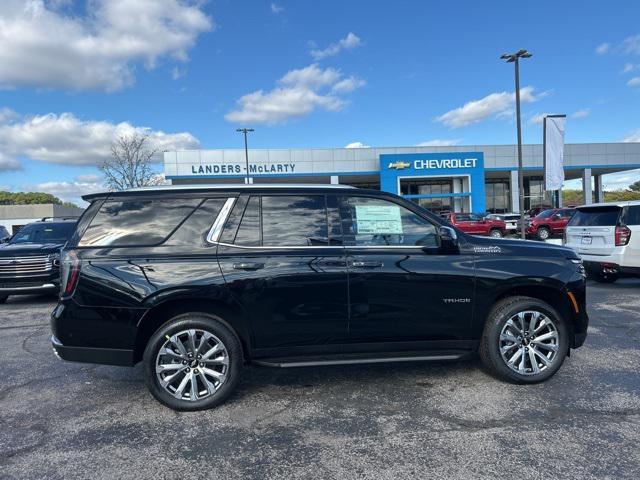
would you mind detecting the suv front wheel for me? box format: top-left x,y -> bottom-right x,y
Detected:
479,296 -> 568,383
143,312 -> 243,411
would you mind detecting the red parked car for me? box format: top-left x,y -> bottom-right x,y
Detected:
526,208 -> 575,240
445,213 -> 506,237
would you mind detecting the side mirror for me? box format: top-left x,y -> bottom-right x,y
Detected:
438,225 -> 458,247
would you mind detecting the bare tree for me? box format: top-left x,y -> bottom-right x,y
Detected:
100,134 -> 164,191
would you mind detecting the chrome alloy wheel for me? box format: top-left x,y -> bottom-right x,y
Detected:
499,310 -> 559,375
155,329 -> 229,401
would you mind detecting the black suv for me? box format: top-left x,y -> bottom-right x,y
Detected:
51,185 -> 588,410
0,218 -> 77,303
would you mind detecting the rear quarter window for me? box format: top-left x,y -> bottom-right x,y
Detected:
79,198 -> 202,247
568,207 -> 622,227
623,205 -> 640,226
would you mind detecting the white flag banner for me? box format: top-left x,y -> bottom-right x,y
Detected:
544,115 -> 566,191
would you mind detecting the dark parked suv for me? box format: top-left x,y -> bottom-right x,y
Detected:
0,218 -> 77,303
51,185 -> 588,410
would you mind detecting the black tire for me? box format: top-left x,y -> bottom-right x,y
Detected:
479,296 -> 569,384
592,272 -> 619,284
489,228 -> 503,238
0,295 -> 8,304
143,312 -> 243,411
536,227 -> 551,241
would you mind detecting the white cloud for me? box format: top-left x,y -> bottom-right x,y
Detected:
622,34 -> 640,55
225,64 -> 364,124
0,110 -> 200,169
24,180 -> 106,204
571,108 -> 591,119
436,87 -> 543,128
627,76 -> 640,87
595,42 -> 611,55
601,170 -> 640,190
310,32 -> 362,60
344,142 -> 370,148
416,139 -> 460,147
0,152 -> 22,172
0,0 -> 212,91
621,63 -> 638,74
624,129 -> 640,142
270,3 -> 284,14
75,173 -> 103,183
331,76 -> 366,93
171,67 -> 186,80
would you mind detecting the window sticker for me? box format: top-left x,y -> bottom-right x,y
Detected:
354,205 -> 403,234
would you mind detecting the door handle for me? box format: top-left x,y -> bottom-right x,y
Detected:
233,262 -> 265,270
351,260 -> 383,268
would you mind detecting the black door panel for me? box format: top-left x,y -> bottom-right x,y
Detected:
217,247 -> 349,349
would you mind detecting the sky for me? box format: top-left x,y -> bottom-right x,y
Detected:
0,0 -> 639,204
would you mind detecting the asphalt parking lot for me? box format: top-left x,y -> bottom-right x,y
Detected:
2,280 -> 639,480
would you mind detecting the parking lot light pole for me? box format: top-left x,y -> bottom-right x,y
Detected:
236,128 -> 254,184
501,49 -> 532,239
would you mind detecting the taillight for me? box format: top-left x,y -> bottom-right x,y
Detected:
60,250 -> 81,297
615,226 -> 631,246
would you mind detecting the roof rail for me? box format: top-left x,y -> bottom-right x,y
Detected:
40,216 -> 80,221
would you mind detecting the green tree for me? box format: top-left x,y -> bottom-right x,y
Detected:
0,191 -> 64,205
629,180 -> 640,192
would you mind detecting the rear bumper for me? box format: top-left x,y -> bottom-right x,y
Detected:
583,260 -> 640,277
51,335 -> 134,366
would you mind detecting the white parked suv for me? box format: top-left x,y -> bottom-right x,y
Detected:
565,200 -> 640,283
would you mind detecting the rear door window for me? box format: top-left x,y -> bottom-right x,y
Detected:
261,195 -> 329,246
79,198 -> 201,247
234,196 -> 261,246
568,207 -> 622,227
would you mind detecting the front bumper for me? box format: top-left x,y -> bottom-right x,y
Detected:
0,282 -> 58,295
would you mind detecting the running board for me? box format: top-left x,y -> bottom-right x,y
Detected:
253,353 -> 466,368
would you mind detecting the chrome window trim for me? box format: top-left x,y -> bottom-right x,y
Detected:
206,197 -> 237,244
212,241 -> 426,250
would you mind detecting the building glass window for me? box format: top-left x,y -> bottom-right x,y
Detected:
485,180 -> 510,214
524,177 -> 553,211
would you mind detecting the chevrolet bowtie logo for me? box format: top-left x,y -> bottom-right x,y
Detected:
388,161 -> 410,170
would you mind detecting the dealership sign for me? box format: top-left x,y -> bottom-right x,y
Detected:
389,157 -> 478,171
380,151 -> 486,214
190,163 -> 296,175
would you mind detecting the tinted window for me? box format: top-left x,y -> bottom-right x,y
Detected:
340,196 -> 438,247
167,198 -> 227,247
559,209 -> 574,218
537,209 -> 555,219
624,206 -> 640,226
456,214 -> 471,221
234,196 -> 261,246
568,207 -> 622,227
261,196 -> 328,246
219,196 -> 248,244
9,222 -> 75,244
79,198 -> 201,246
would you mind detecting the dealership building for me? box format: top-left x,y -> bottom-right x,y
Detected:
164,142 -> 640,214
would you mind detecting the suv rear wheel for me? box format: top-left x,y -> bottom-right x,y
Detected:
143,313 -> 243,411
479,296 -> 568,383
489,228 -> 503,238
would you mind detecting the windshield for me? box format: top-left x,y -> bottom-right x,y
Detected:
536,209 -> 555,219
9,222 -> 75,245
